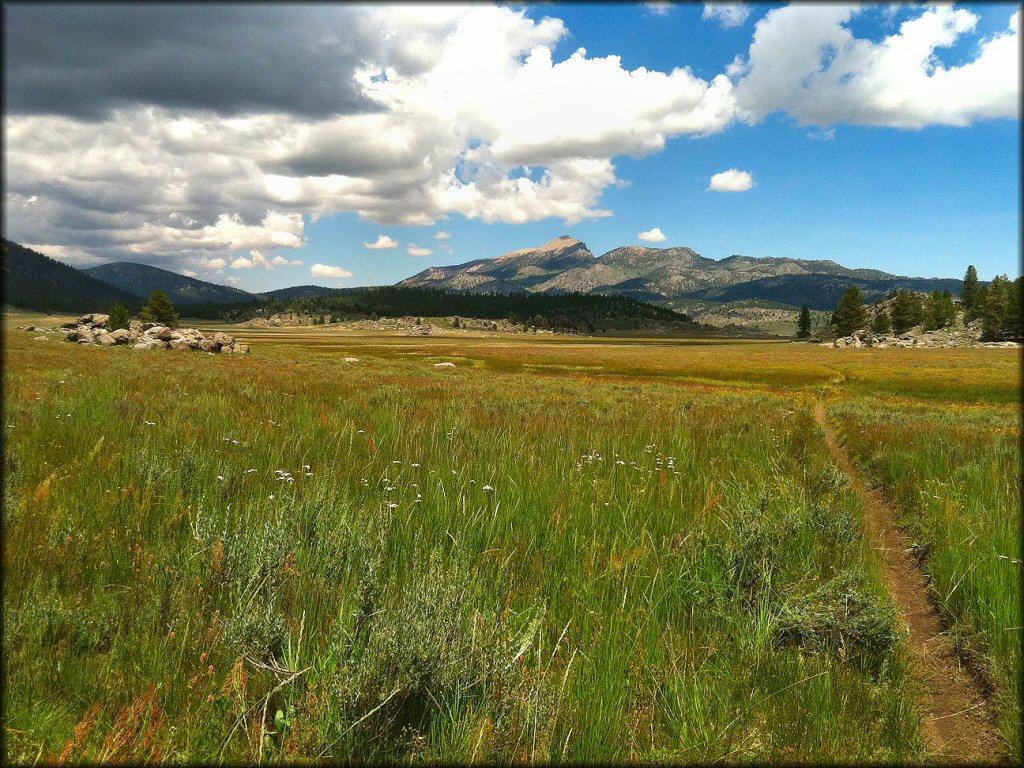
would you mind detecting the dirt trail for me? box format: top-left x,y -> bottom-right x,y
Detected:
813,401 -> 1003,765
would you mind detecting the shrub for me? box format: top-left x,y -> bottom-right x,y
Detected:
774,572 -> 900,678
108,303 -> 131,330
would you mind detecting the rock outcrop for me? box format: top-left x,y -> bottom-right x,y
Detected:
827,320 -> 1019,349
59,314 -> 249,353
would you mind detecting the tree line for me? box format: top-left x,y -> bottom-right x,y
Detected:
796,265 -> 1022,341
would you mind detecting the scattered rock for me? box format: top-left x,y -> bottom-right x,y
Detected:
433,362 -> 456,367
343,357 -> 360,362
62,313 -> 250,354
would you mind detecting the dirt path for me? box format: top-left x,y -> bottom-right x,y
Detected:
813,401 -> 1003,764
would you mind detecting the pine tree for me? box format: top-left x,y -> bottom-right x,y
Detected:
1006,277 -> 1024,340
108,302 -> 131,330
923,290 -> 956,331
831,286 -> 868,336
871,310 -> 892,335
981,275 -> 1010,341
796,306 -> 812,338
138,290 -> 179,328
890,289 -> 924,334
962,265 -> 980,318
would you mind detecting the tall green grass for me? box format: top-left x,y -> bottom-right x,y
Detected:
12,319 -> 1019,765
830,399 -> 1022,760
0,327 -> 961,762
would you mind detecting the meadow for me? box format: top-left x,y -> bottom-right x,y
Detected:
3,315 -> 1019,763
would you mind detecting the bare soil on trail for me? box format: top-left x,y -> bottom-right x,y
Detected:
813,402 -> 1004,764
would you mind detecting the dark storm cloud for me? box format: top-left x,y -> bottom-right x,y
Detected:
3,5 -> 391,118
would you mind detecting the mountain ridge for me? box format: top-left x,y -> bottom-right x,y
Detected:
84,262 -> 256,306
398,237 -> 966,310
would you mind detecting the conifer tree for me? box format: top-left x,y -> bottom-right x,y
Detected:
981,275 -> 1010,341
108,302 -> 131,330
962,265 -> 980,318
138,290 -> 180,328
890,289 -> 924,334
797,306 -> 812,338
871,310 -> 892,335
831,286 -> 868,336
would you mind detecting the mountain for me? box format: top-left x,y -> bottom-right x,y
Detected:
2,239 -> 142,313
84,262 -> 255,305
399,235 -> 595,294
398,237 -> 965,310
259,285 -> 343,301
684,273 -> 964,311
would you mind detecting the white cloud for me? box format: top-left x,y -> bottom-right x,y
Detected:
182,269 -> 197,277
230,256 -> 254,269
271,255 -> 303,267
311,263 -> 353,279
365,234 -> 399,249
708,168 -> 754,192
22,243 -> 105,266
638,227 -> 667,242
644,2 -> 672,16
206,257 -> 227,270
407,244 -> 434,256
434,230 -> 451,240
223,275 -> 242,286
3,4 -> 741,272
703,3 -> 750,29
732,5 -> 1021,128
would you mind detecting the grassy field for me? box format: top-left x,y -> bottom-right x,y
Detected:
830,398 -> 1022,759
3,313 -> 1019,763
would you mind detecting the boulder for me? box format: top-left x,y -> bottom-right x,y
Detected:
211,332 -> 234,350
154,327 -> 175,341
110,328 -> 133,344
168,338 -> 191,351
231,343 -> 250,354
95,332 -> 117,346
73,328 -> 95,343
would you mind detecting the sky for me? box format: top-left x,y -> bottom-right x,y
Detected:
4,2 -> 1020,293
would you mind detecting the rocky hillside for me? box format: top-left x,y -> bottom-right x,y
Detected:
399,236 -> 966,310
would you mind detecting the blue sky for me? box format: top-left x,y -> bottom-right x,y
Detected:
5,3 -> 1020,290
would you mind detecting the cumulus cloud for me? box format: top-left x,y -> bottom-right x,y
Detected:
708,168 -> 754,192
5,3 -> 1017,276
3,4 -> 740,271
182,269 -> 197,277
732,5 -> 1021,128
228,248 -> 302,269
407,244 -> 434,256
434,230 -> 451,240
703,3 -> 750,29
638,227 -> 667,242
365,235 -> 399,249
3,6 -> 389,119
310,263 -> 353,279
